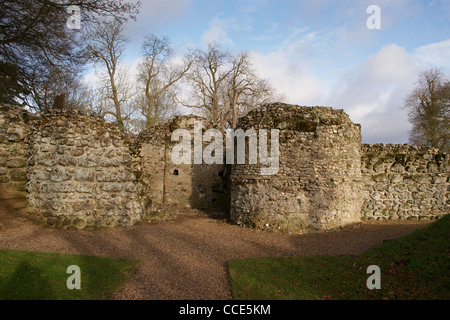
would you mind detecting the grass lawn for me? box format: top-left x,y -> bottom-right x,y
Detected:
0,249 -> 140,300
228,215 -> 450,300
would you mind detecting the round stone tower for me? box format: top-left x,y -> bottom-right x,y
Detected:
230,103 -> 363,233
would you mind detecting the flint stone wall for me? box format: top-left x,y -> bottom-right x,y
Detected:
1,103 -> 448,232
132,116 -> 228,216
361,144 -> 449,221
0,105 -> 31,195
230,103 -> 363,233
26,109 -> 144,229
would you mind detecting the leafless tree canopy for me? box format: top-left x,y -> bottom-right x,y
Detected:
0,0 -> 140,109
1,1 -> 285,134
86,19 -> 134,132
137,34 -> 194,128
181,43 -> 283,130
404,68 -> 450,152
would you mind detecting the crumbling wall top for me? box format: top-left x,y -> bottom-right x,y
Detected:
238,103 -> 358,131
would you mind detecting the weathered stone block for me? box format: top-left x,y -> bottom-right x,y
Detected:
75,184 -> 95,193
412,174 -> 431,184
74,169 -> 94,182
6,158 -> 27,168
10,169 -> 27,181
49,168 -> 72,182
58,155 -> 77,166
49,183 -> 75,193
100,183 -> 123,193
96,171 -> 122,182
78,157 -> 98,168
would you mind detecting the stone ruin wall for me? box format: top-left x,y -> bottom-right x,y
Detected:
0,106 -> 30,196
0,103 -> 448,232
361,144 -> 449,221
25,108 -> 145,229
132,116 -> 229,218
230,104 -> 363,233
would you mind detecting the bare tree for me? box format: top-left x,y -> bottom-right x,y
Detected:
134,84 -> 178,127
182,43 -> 283,129
24,64 -> 94,111
237,78 -> 285,117
0,0 -> 140,108
86,19 -> 131,132
181,43 -> 233,128
83,69 -> 139,134
138,34 -> 194,128
404,68 -> 450,152
226,52 -> 252,128
225,52 -> 285,128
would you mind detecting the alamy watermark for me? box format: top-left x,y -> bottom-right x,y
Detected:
367,5 -> 381,30
171,121 -> 280,175
66,265 -> 81,290
66,5 -> 81,30
366,265 -> 381,290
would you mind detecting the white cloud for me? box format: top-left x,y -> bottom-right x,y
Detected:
250,31 -> 450,144
248,27 -> 335,106
250,50 -> 323,106
325,44 -> 418,143
413,39 -> 450,74
94,0 -> 450,145
339,40 -> 450,143
250,41 -> 424,144
201,16 -> 236,47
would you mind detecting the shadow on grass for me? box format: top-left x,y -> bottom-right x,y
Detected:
0,260 -> 54,300
0,249 -> 140,300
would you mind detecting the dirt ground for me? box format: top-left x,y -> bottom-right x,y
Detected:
0,196 -> 431,300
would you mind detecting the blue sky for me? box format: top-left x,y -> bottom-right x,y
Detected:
108,0 -> 450,143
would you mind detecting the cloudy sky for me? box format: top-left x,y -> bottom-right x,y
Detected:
111,0 -> 449,144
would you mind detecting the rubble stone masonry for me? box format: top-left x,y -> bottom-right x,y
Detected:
0,105 -> 31,196
132,116 -> 229,216
25,108 -> 144,229
0,104 -> 448,232
361,144 -> 449,221
230,103 -> 363,233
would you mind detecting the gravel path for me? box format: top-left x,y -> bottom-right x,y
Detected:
0,197 -> 430,300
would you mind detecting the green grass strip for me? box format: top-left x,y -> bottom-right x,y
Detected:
0,249 -> 140,300
228,215 -> 450,300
